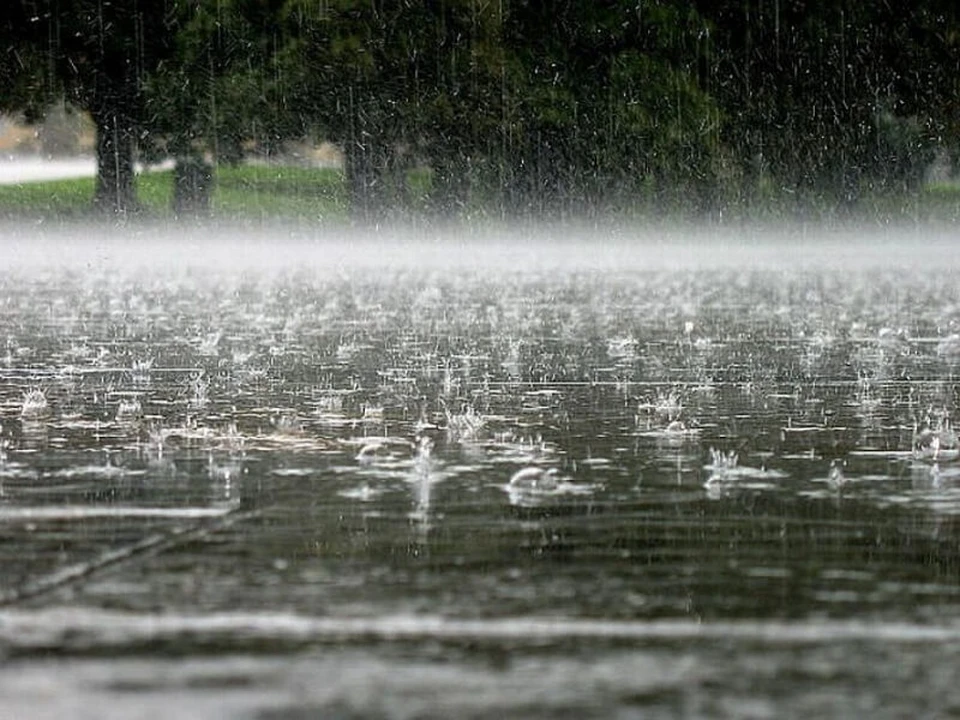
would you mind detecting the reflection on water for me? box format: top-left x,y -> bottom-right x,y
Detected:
2,231 -> 960,715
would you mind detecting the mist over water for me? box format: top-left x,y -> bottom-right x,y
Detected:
4,221 -> 956,273
2,222 -> 960,717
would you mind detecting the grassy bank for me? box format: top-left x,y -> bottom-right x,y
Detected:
213,165 -> 347,220
0,164 -> 349,222
1,162 -> 959,225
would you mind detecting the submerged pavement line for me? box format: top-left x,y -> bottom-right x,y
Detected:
0,509 -> 260,607
3,610 -> 960,653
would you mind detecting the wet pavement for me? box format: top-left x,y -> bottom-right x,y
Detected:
1,227 -> 960,717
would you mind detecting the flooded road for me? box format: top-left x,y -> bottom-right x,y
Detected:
1,225 -> 960,717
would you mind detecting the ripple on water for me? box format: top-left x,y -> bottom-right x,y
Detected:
3,239 -> 960,716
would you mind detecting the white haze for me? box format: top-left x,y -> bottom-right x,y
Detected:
0,221 -> 953,275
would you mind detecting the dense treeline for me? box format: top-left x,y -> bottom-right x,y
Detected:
3,1 -> 958,219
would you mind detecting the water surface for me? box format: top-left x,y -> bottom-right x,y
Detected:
2,227 -> 959,717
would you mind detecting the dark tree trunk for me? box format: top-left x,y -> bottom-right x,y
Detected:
91,104 -> 139,215
173,156 -> 214,218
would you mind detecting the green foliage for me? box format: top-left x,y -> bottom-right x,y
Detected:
693,0 -> 960,205
3,0 -> 960,220
490,0 -> 724,214
3,1 -> 183,213
142,0 -> 294,164
275,0 -> 510,217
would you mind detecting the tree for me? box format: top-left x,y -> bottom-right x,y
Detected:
280,1 -> 434,220
279,1 -> 524,220
7,0 -> 956,220
0,5 -> 47,120
496,1 -> 721,216
141,0 -> 295,215
694,0 -> 960,211
4,1 -> 179,215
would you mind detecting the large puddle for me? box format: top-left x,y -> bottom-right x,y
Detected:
1,225 -> 960,716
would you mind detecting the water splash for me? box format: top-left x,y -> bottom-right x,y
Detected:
827,459 -> 847,492
20,388 -> 49,421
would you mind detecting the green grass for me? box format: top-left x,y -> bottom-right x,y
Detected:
0,175 -> 99,218
910,183 -> 960,223
2,161 -> 960,224
0,163 -> 349,222
212,165 -> 347,220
